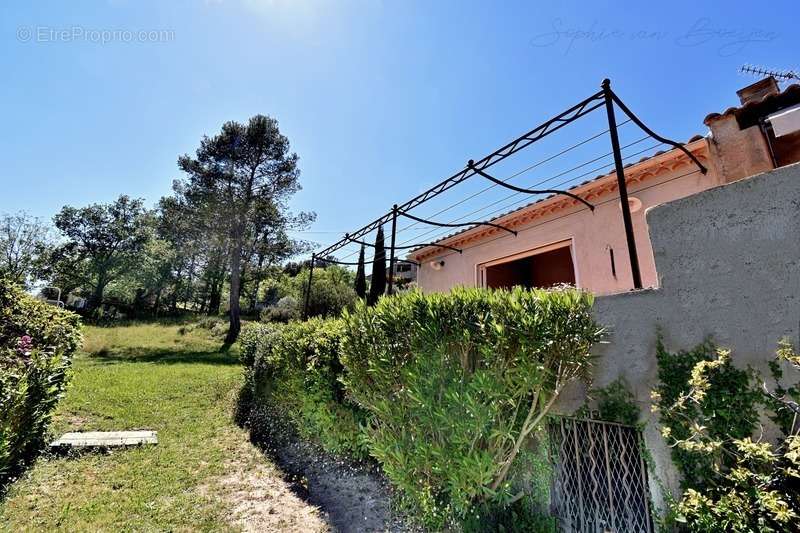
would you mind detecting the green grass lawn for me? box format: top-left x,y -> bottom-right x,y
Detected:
0,320 -> 272,532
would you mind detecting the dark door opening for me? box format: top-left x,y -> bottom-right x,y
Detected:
484,246 -> 575,290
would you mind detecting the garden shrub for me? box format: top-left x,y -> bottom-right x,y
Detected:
259,295 -> 300,323
0,278 -> 82,487
239,319 -> 367,457
652,338 -> 761,490
289,266 -> 357,319
576,378 -> 640,426
340,286 -> 602,528
460,431 -> 557,532
653,341 -> 800,531
461,492 -> 557,533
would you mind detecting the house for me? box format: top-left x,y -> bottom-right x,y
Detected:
390,260 -> 417,286
409,78 -> 800,295
366,260 -> 419,287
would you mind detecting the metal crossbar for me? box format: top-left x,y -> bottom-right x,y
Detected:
313,90 -> 605,259
345,234 -> 462,254
467,160 -> 596,211
315,256 -> 418,267
397,208 -> 518,236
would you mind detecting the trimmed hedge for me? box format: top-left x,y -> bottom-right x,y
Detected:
1,278 -> 82,486
239,318 -> 367,457
341,287 -> 600,527
240,286 -> 601,528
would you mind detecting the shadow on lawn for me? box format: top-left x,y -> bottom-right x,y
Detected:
87,346 -> 239,366
235,391 -> 415,533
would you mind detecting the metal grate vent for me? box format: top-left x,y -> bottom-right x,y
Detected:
549,417 -> 653,533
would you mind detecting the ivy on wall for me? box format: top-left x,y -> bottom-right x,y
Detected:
652,340 -> 800,530
651,338 -> 761,490
575,378 -> 640,427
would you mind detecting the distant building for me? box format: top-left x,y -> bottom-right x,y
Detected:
366,260 -> 419,289
391,260 -> 418,284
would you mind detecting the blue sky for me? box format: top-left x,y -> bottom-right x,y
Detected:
1,0 -> 795,260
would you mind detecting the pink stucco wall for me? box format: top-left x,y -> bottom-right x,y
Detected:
414,149 -> 722,296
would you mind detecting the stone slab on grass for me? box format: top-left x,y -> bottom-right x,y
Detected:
51,430 -> 158,448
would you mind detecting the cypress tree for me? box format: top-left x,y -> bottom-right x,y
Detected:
354,244 -> 367,299
367,227 -> 386,306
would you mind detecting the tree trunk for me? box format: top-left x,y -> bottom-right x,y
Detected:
155,287 -> 164,316
90,274 -> 107,311
208,281 -> 222,315
248,252 -> 266,314
225,226 -> 244,344
171,265 -> 183,313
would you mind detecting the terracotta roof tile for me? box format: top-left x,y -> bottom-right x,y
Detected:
703,84 -> 800,125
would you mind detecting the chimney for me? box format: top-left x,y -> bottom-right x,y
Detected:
736,77 -> 779,105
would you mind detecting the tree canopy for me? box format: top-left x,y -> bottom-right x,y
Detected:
0,212 -> 52,289
1,114 -> 331,327
51,195 -> 151,308
175,115 -> 312,342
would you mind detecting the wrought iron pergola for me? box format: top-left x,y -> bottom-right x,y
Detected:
303,79 -> 706,317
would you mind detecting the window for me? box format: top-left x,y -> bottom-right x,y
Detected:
480,241 -> 576,290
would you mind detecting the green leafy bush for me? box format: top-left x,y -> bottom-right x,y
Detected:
460,432 -> 557,532
288,266 -> 357,319
573,378 -> 640,426
595,378 -> 640,426
239,319 -> 367,457
259,296 -> 300,323
1,278 -> 82,487
653,339 -> 761,490
654,341 -> 800,531
461,493 -> 557,533
340,287 -> 602,528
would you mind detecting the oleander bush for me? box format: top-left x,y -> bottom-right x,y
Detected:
238,286 -> 601,529
1,278 -> 82,487
340,287 -> 602,528
239,318 -> 367,457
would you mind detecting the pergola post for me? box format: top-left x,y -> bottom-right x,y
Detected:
602,78 -> 642,290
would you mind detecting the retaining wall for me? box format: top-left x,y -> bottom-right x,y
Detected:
555,162 -> 800,512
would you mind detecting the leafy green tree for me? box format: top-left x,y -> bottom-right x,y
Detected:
156,193 -> 208,313
367,227 -> 386,306
354,244 -> 367,299
259,264 -> 356,320
0,212 -> 52,289
176,115 -> 309,343
112,238 -> 176,316
51,195 -> 151,309
240,203 -> 313,315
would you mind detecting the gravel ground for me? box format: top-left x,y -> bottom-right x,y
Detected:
242,403 -> 419,533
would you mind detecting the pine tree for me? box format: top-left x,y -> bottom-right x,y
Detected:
354,244 -> 367,299
367,227 -> 386,306
176,115 -> 303,344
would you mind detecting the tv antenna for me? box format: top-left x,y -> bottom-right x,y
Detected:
740,64 -> 799,82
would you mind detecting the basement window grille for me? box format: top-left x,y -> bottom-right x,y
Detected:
548,417 -> 653,533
